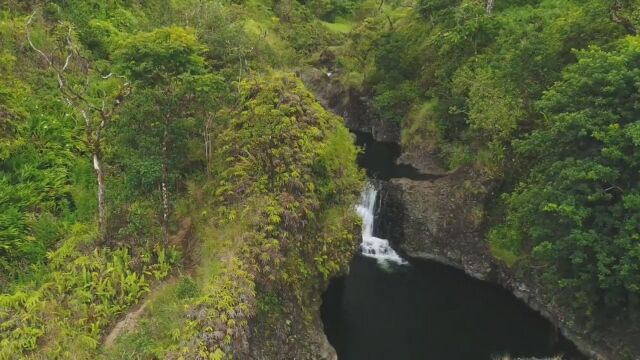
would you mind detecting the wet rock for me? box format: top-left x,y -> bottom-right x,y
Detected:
396,149 -> 448,177
245,311 -> 337,360
377,166 -> 620,360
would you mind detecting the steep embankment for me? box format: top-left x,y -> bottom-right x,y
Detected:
303,68 -> 637,359
101,73 -> 364,359
0,1 -> 364,358
303,0 -> 640,357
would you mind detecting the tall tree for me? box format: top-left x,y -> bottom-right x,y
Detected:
25,11 -> 127,240
492,37 -> 640,317
113,26 -> 219,245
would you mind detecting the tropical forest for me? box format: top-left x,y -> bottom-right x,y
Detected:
1,0 -> 639,359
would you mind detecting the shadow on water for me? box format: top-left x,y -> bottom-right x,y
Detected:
353,131 -> 438,181
321,256 -> 584,360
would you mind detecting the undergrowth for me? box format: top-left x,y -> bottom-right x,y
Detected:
0,223 -> 178,359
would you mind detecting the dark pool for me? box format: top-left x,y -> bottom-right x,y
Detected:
321,256 -> 584,360
321,131 -> 585,360
353,130 -> 437,181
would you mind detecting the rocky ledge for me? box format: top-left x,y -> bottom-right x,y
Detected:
300,68 -> 400,143
246,308 -> 336,360
377,167 -> 626,360
378,169 -> 495,280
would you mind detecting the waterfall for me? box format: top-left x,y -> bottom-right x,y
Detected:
356,184 -> 407,265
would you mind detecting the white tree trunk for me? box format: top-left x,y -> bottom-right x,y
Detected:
486,0 -> 495,15
204,115 -> 213,176
94,152 -> 107,239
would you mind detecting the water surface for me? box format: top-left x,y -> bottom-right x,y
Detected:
321,255 -> 583,360
323,130 -> 585,360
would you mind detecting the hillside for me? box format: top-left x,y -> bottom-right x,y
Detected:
2,0 -> 640,359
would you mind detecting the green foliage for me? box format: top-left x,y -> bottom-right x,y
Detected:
274,2 -> 339,56
101,277 -> 197,359
169,73 -> 363,358
179,257 -> 255,359
175,276 -> 200,299
314,125 -> 362,199
333,0 -> 625,172
98,70 -> 362,359
320,17 -> 355,33
109,24 -> 226,249
9,0 -> 640,357
416,0 -> 461,19
494,37 -> 640,318
0,224 -> 176,359
114,26 -> 206,85
305,0 -> 359,21
0,12 -> 89,281
1,1 -> 363,358
327,0 -> 640,328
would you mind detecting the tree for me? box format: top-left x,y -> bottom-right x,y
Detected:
113,26 -> 221,245
610,0 -> 638,35
25,11 -> 128,240
493,37 -> 640,318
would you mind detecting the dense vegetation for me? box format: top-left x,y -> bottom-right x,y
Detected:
3,0 -> 640,357
0,0 -> 361,358
325,0 -> 640,332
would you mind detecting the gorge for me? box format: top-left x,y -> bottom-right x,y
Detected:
320,131 -> 584,360
3,1 -> 640,358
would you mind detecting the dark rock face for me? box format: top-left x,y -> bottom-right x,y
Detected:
396,150 -> 448,177
246,309 -> 337,360
300,68 -> 400,143
377,166 -> 617,360
378,169 -> 495,280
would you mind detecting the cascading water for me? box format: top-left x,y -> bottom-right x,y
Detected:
356,183 -> 407,265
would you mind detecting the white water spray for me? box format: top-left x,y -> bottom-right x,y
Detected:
356,184 -> 407,265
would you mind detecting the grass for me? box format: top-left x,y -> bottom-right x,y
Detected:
320,17 -> 355,34
489,239 -> 520,267
100,279 -> 191,359
99,213 -> 249,358
487,225 -> 523,267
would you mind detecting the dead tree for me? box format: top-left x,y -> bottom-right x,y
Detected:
26,11 -> 129,242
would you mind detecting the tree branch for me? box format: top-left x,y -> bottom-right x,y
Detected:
25,11 -> 52,67
611,0 -> 637,35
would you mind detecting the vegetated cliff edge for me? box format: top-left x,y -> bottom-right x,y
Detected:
181,74 -> 364,360
303,70 -> 638,360
97,73 -> 363,359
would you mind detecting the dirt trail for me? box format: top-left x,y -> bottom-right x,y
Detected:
103,217 -> 197,348
103,278 -> 175,349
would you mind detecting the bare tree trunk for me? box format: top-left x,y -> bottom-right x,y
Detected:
93,151 -> 107,239
486,0 -> 495,15
204,115 -> 213,176
26,13 -> 128,243
161,118 -> 170,247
